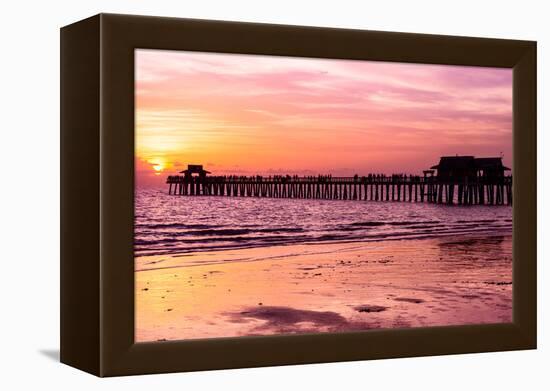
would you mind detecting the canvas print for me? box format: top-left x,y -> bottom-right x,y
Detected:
134,49 -> 513,342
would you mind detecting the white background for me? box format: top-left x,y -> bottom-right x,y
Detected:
0,0 -> 547,389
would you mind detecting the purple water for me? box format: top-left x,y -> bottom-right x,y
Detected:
134,188 -> 512,258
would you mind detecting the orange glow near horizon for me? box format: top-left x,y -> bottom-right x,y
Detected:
135,49 -> 512,188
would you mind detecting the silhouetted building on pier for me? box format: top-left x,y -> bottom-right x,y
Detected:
180,164 -> 210,180
430,156 -> 510,181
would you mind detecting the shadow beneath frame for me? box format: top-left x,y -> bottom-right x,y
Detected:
38,349 -> 60,362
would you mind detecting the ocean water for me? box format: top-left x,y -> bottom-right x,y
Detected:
134,188 -> 512,258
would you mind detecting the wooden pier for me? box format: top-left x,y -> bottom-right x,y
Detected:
166,173 -> 512,206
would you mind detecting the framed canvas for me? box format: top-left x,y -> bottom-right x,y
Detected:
60,13 -> 536,377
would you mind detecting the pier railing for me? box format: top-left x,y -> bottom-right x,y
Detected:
166,174 -> 512,206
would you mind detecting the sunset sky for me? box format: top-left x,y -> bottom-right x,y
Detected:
135,49 -> 512,187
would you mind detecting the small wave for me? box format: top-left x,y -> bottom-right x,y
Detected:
134,228 -> 512,260
136,226 -> 304,237
135,222 -> 215,230
135,234 -> 310,247
349,220 -> 437,227
349,221 -> 386,227
134,224 -> 512,257
456,219 -> 496,223
386,221 -> 438,226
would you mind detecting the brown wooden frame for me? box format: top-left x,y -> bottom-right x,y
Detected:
61,13 -> 536,377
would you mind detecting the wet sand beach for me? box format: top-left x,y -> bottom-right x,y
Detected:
135,233 -> 512,342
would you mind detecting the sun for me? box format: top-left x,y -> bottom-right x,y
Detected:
148,158 -> 166,175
